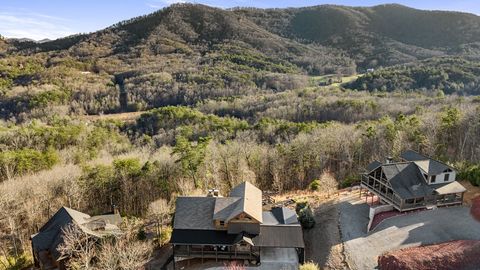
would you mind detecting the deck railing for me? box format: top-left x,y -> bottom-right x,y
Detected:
174,245 -> 260,260
361,173 -> 463,211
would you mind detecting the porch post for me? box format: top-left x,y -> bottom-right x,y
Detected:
201,245 -> 204,264
172,245 -> 176,270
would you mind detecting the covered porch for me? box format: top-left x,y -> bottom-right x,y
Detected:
173,244 -> 260,261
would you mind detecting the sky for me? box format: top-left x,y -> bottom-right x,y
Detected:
1,0 -> 479,40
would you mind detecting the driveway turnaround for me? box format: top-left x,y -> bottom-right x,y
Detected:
338,193 -> 480,270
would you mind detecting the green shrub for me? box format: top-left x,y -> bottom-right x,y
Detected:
159,226 -> 173,246
295,201 -> 308,213
300,262 -> 320,270
459,165 -> 480,186
308,179 -> 321,191
340,175 -> 358,188
297,204 -> 316,229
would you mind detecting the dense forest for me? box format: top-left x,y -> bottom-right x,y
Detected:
1,3 -> 480,269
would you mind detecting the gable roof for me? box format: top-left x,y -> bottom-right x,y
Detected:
380,162 -> 435,199
213,197 -> 242,221
400,150 -> 454,175
174,181 -> 264,232
262,207 -> 299,225
31,207 -> 122,261
228,181 -> 263,223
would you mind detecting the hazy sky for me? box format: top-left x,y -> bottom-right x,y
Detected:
1,0 -> 479,40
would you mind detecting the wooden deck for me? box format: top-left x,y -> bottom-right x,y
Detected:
361,174 -> 463,211
174,245 -> 260,261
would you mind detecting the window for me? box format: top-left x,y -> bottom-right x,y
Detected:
219,221 -> 225,226
444,174 -> 450,182
431,175 -> 436,183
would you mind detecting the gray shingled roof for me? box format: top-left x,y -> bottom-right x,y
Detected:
381,162 -> 435,199
400,150 -> 453,175
367,160 -> 382,172
213,197 -> 242,221
31,207 -> 122,261
174,182 -> 264,230
173,197 -> 216,230
262,207 -> 299,225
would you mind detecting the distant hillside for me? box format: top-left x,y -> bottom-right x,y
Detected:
346,57 -> 480,95
14,4 -> 480,71
2,4 -> 480,120
236,4 -> 480,68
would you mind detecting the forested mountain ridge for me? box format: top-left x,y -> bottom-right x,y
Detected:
236,4 -> 480,68
10,4 -> 480,69
2,3 -> 480,121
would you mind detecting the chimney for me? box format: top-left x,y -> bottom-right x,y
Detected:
207,189 -> 220,197
111,204 -> 120,215
386,156 -> 394,164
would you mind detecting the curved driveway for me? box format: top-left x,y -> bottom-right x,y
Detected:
338,193 -> 480,269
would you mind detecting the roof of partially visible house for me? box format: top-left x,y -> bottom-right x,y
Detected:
400,150 -> 453,175
31,207 -> 122,261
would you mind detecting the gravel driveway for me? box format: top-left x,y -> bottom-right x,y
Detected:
338,193 -> 480,269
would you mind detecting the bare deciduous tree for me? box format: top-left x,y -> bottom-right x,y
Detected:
57,224 -> 96,270
148,198 -> 170,244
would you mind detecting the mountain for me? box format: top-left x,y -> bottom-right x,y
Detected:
236,4 -> 480,68
2,3 -> 480,120
11,4 -> 480,70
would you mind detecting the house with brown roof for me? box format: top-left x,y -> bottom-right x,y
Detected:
361,150 -> 466,212
170,181 -> 305,267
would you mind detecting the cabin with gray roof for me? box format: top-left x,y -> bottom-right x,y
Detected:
361,150 -> 466,212
170,181 -> 305,266
31,207 -> 122,270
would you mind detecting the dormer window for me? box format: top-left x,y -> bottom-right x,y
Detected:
219,221 -> 225,227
